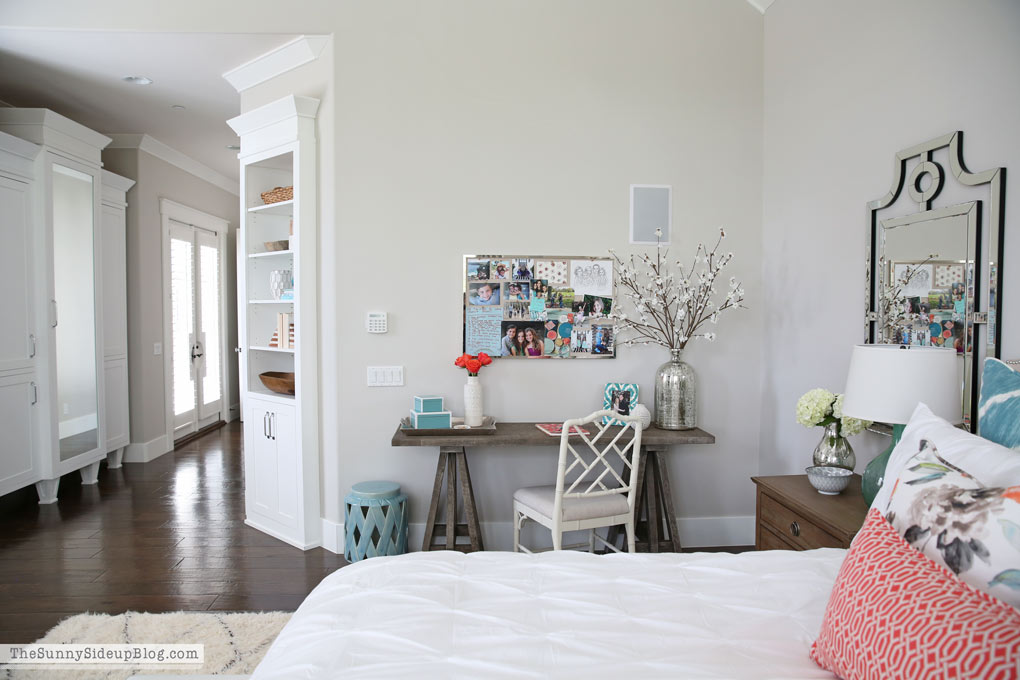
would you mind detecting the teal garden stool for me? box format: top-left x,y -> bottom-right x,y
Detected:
344,481 -> 408,561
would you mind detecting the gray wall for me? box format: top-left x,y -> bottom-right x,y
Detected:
103,147 -> 240,447
240,1 -> 765,545
759,0 -> 1020,474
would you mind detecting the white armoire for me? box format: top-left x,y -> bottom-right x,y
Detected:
0,109 -> 127,503
227,95 -> 322,549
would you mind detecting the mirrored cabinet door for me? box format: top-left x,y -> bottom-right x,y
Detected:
51,164 -> 101,462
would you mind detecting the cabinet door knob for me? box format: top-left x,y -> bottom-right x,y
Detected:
789,521 -> 801,537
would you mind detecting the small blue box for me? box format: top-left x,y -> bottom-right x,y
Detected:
409,409 -> 452,429
413,395 -> 445,413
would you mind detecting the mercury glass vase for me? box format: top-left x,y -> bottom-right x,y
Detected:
812,421 -> 856,471
654,349 -> 696,430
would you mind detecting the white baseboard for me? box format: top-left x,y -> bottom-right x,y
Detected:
321,517 -> 344,555
58,413 -> 98,438
123,434 -> 172,463
324,516 -> 756,555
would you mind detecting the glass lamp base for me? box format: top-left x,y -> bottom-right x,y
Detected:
861,423 -> 905,506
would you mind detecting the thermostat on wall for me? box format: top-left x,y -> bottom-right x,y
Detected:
366,312 -> 388,333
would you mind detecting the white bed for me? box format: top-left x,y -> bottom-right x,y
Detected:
251,548 -> 845,679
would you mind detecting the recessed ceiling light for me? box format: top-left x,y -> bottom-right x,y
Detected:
122,75 -> 153,85
226,145 -> 240,151
170,104 -> 186,110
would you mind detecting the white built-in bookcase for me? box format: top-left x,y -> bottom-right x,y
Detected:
228,95 -> 321,549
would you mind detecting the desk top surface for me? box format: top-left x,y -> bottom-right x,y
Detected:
391,421 -> 715,448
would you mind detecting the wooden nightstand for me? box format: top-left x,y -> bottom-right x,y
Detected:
751,475 -> 868,550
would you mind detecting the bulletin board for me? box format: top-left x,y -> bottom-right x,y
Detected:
463,255 -> 616,359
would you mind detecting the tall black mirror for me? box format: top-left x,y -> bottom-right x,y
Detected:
866,131 -> 1006,430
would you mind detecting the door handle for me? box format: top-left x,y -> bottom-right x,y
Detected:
30,381 -> 37,405
270,413 -> 276,440
263,412 -> 269,439
29,333 -> 36,358
234,347 -> 242,354
191,345 -> 204,361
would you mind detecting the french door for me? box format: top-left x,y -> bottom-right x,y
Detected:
169,220 -> 223,439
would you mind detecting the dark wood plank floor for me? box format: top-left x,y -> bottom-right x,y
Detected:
0,422 -> 347,643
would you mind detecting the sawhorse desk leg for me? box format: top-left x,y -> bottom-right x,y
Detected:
422,446 -> 484,552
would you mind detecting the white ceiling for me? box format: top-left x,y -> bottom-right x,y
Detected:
0,29 -> 299,182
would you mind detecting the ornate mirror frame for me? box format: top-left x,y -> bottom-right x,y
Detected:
866,131 -> 1006,430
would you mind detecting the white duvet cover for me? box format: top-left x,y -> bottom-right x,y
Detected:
252,549 -> 845,679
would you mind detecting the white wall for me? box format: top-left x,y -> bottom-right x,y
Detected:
760,0 -> 1020,475
238,1 -> 765,546
324,0 -> 765,546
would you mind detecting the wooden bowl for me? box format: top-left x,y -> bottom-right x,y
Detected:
259,371 -> 295,395
264,240 -> 289,252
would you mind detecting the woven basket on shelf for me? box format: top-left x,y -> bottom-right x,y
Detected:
261,186 -> 293,204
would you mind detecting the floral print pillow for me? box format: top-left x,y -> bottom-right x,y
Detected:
884,438 -> 1020,609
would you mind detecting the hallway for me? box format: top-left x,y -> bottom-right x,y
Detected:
0,422 -> 346,643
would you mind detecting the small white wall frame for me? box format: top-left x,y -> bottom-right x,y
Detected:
630,184 -> 672,245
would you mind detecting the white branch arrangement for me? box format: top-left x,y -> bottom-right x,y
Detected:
878,255 -> 935,342
607,228 -> 745,350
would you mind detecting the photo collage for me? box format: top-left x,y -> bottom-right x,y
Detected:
891,260 -> 973,352
463,256 -> 616,359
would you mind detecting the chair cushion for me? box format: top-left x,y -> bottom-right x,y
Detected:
514,485 -> 629,522
979,357 -> 1020,450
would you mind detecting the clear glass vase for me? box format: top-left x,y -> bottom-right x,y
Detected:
812,421 -> 856,471
654,348 -> 696,430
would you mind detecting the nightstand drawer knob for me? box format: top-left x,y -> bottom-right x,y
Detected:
790,521 -> 801,537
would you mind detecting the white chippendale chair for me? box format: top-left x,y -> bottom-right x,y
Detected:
513,410 -> 643,553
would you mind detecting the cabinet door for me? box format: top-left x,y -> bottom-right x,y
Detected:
247,402 -> 279,518
101,204 -> 127,358
272,405 -> 298,527
103,357 -> 129,450
245,399 -> 298,531
0,373 -> 39,495
0,176 -> 35,373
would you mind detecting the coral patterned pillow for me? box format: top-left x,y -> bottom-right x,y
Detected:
884,438 -> 1020,609
810,509 -> 1020,680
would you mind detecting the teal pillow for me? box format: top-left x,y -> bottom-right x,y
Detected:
978,358 -> 1020,450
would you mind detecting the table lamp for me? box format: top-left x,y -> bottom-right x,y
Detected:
842,345 -> 962,505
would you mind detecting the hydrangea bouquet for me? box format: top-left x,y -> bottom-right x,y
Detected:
796,388 -> 871,438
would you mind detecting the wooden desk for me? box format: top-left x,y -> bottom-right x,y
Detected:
391,422 -> 715,553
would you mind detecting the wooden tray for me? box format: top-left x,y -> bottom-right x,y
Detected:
399,416 -> 496,435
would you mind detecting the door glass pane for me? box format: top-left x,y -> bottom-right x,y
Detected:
53,165 -> 99,461
199,241 -> 221,405
170,236 -> 195,417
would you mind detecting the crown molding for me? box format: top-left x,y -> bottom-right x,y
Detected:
107,133 -> 239,197
745,0 -> 775,14
222,35 -> 329,93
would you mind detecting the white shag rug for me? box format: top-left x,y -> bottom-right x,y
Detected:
2,611 -> 291,679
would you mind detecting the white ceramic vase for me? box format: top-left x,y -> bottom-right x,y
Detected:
464,376 -> 483,427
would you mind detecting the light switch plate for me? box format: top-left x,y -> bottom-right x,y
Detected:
367,366 -> 404,387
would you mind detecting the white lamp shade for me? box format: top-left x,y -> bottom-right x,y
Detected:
843,345 -> 962,425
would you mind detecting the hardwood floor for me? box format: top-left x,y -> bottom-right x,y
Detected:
0,422 -> 347,643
